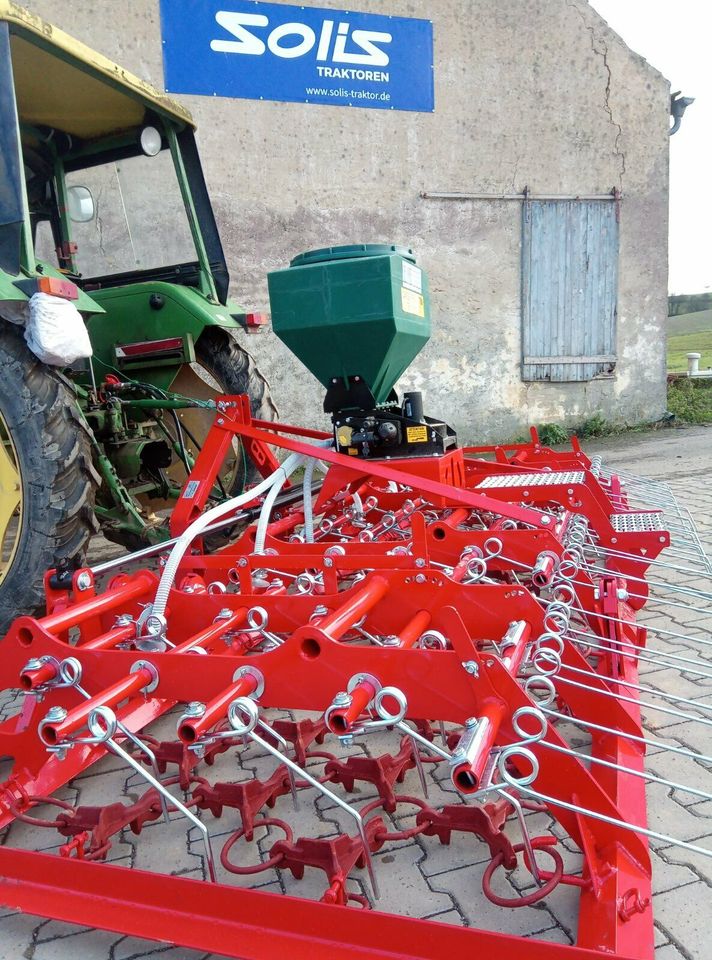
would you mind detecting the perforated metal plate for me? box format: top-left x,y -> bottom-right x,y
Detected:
610,512 -> 664,532
476,472 -> 585,489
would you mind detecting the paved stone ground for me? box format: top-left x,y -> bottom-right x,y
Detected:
1,425 -> 711,959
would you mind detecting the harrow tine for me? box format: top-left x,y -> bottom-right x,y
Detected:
495,706 -> 712,862
38,703 -> 219,882
228,698 -> 380,901
552,673 -> 712,729
537,701 -> 712,766
574,601 -> 712,652
65,660 -> 172,825
579,559 -> 712,603
497,787 -> 544,886
254,716 -> 300,811
587,544 -> 711,579
106,726 -> 218,883
498,752 -> 712,864
565,574 -> 712,617
566,626 -> 712,680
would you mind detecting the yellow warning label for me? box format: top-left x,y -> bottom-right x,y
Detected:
401,286 -> 425,317
336,425 -> 353,447
406,425 -> 428,443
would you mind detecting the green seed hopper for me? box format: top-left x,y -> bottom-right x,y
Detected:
267,244 -> 430,407
268,244 -> 456,461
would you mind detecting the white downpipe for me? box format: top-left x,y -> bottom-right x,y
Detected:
257,439 -> 333,550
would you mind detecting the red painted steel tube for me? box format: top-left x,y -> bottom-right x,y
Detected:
397,610 -> 432,650
37,573 -> 154,635
220,419 -> 552,529
178,672 -> 258,743
266,514 -> 302,537
327,608 -> 432,733
47,609 -> 247,724
442,508 -> 469,528
450,557 -> 471,583
82,624 -> 136,652
172,609 -> 247,655
20,624 -> 136,690
20,662 -> 55,691
327,679 -> 376,734
19,660 -> 58,691
41,667 -> 154,745
35,607 -> 250,748
452,620 -> 532,793
316,576 -> 389,640
0,846 -> 621,960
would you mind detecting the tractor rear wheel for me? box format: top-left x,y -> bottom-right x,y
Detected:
110,328 -> 278,552
168,327 -> 278,495
0,324 -> 99,634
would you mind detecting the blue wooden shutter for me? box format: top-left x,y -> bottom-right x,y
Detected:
521,199 -> 619,382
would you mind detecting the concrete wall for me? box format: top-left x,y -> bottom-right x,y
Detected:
28,0 -> 670,441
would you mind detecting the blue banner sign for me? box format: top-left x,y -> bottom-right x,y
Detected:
160,1 -> 434,112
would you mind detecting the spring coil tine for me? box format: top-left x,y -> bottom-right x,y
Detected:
498,768 -> 712,863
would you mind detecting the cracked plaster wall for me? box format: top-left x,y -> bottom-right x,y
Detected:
28,0 -> 670,441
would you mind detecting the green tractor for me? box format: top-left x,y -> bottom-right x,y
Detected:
0,3 -> 276,630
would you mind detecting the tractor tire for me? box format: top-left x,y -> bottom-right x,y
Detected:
180,327 -> 278,493
107,329 -> 276,553
0,324 -> 99,634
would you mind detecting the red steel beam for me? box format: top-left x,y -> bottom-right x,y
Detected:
0,847 -> 640,960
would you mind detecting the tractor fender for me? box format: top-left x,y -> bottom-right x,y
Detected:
84,281 -> 248,391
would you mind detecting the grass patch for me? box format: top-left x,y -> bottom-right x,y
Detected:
574,413 -> 613,439
536,423 -> 569,446
532,413 -> 641,446
667,309 -> 712,372
667,378 -> 712,424
668,330 -> 712,373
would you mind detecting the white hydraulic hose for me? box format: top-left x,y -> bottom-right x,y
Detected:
303,457 -> 317,543
152,440 -> 333,617
260,440 -> 333,550
153,455 -> 299,618
254,453 -> 306,553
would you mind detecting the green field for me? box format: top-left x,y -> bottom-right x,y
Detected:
667,309 -> 712,372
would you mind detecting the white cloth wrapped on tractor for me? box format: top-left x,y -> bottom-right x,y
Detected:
24,292 -> 92,366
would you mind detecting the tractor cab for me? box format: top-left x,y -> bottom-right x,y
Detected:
0,2 -> 230,317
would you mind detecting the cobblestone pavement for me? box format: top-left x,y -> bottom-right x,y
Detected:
1,426 -> 711,960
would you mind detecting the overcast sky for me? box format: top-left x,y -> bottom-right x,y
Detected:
589,0 -> 710,294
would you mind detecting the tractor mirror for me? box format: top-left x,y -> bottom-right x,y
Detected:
67,185 -> 95,223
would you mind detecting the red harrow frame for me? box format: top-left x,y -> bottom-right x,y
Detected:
0,396 -> 710,959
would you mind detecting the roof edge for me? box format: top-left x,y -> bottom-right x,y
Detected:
0,0 -> 195,128
583,0 -> 669,86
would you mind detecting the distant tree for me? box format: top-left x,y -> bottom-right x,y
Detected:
669,293 -> 712,316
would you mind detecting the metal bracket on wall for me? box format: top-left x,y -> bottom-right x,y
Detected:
420,189 -> 621,201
